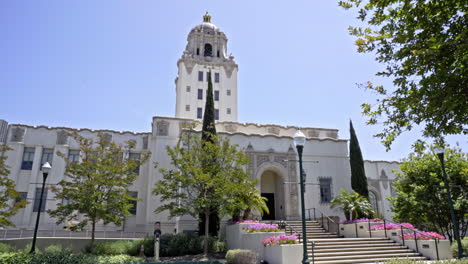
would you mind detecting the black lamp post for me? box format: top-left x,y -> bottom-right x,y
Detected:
294,130 -> 310,264
434,147 -> 464,259
30,162 -> 51,254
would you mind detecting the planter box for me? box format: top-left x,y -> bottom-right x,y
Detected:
226,223 -> 251,250
243,232 -> 285,260
339,222 -> 384,238
264,244 -> 302,264
405,239 -> 452,260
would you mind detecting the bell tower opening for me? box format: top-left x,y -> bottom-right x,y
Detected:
204,43 -> 212,57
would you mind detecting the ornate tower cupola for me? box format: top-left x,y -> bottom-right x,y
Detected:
174,13 -> 239,122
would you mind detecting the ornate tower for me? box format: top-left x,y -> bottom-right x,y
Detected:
175,13 -> 238,122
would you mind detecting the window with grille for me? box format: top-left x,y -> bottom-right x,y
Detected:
319,178 -> 332,203
68,150 -> 80,163
197,108 -> 203,119
33,188 -> 48,212
215,73 -> 220,83
214,91 -> 219,101
215,109 -> 219,120
128,191 -> 138,215
129,152 -> 141,175
198,89 -> 203,100
227,90 -> 231,96
21,147 -> 35,170
41,148 -> 54,167
198,71 -> 203,81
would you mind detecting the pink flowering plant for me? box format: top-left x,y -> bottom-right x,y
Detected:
400,231 -> 445,240
234,220 -> 258,224
246,223 -> 280,233
262,234 -> 299,246
370,223 -> 415,230
341,218 -> 382,224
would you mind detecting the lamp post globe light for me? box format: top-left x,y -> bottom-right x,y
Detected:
30,162 -> 51,254
434,147 -> 464,259
293,130 -> 310,264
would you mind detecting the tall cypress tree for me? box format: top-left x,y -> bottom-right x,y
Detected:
198,71 -> 220,236
349,120 -> 369,198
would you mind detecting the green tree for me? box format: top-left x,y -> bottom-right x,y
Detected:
0,145 -> 27,227
199,71 -> 219,236
48,132 -> 150,248
227,179 -> 269,222
389,145 -> 467,242
349,120 -> 369,198
331,189 -> 375,221
153,131 -> 252,256
339,0 -> 468,150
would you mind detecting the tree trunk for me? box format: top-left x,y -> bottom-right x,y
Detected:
204,208 -> 210,257
91,220 -> 96,252
242,208 -> 251,220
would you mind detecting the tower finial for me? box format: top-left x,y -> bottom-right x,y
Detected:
203,12 -> 211,23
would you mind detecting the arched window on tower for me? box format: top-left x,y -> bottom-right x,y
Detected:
196,48 -> 200,55
217,50 -> 220,57
204,43 -> 212,57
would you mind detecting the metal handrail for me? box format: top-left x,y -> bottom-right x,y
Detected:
306,208 -> 340,236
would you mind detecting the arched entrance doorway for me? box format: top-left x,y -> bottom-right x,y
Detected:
260,170 -> 284,220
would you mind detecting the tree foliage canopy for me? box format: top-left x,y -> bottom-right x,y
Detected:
48,132 -> 150,246
339,0 -> 468,149
0,145 -> 27,227
350,120 -> 369,198
153,131 -> 260,254
331,188 -> 375,221
389,146 -> 467,241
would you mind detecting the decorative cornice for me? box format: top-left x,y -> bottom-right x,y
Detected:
215,121 -> 338,132
365,160 -> 401,164
8,124 -> 151,136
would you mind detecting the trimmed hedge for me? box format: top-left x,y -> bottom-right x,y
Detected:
0,252 -> 144,264
225,249 -> 257,264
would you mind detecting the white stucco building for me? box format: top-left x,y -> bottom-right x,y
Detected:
0,13 -> 400,234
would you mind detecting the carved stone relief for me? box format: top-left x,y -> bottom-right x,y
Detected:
156,121 -> 170,136
142,136 -> 149,150
184,60 -> 195,74
274,155 -> 288,168
267,127 -> 280,135
308,129 -> 320,138
326,131 -> 338,139
256,155 -> 270,167
56,130 -> 69,145
223,63 -> 235,78
10,127 -> 25,142
224,124 -> 238,133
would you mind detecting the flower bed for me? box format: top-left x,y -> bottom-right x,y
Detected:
264,244 -> 302,264
245,223 -> 280,233
233,220 -> 258,224
370,223 -> 415,230
399,231 -> 445,240
261,234 -> 299,246
340,218 -> 381,224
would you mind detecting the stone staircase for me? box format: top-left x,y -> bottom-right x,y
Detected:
283,220 -> 428,264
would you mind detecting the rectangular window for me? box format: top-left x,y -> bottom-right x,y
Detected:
214,91 -> 219,101
88,151 -> 98,164
68,150 -> 80,163
206,72 -> 211,82
198,89 -> 203,100
198,71 -> 203,81
15,192 -> 28,203
128,152 -> 141,175
21,147 -> 35,170
185,105 -> 190,111
227,108 -> 231,115
319,178 -> 332,203
215,109 -> 219,120
227,89 -> 231,96
41,148 -> 54,167
33,188 -> 48,212
128,191 -> 138,215
186,86 -> 191,92
197,108 -> 203,119
214,73 -> 220,83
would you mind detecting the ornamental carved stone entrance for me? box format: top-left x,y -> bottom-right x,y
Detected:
246,146 -> 300,220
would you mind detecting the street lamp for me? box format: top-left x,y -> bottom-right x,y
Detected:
30,162 -> 51,254
294,130 -> 310,264
434,147 -> 464,259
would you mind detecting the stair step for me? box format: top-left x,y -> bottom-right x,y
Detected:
311,249 -> 417,257
313,244 -> 406,250
313,252 -> 423,261
313,256 -> 427,264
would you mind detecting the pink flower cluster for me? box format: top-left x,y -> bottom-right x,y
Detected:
341,218 -> 382,224
370,223 -> 415,230
262,234 -> 299,246
400,231 -> 445,240
246,223 -> 280,233
234,220 -> 258,224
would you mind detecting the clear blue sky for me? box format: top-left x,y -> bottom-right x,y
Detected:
1,1 -> 466,161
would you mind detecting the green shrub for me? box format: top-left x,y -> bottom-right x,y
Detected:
210,239 -> 227,254
452,237 -> 468,258
225,249 -> 257,264
43,244 -> 72,254
0,252 -> 32,264
0,242 -> 13,253
0,252 -> 144,264
93,240 -> 142,256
